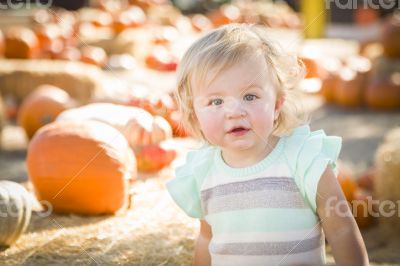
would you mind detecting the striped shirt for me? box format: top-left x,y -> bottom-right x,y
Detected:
167,125 -> 342,266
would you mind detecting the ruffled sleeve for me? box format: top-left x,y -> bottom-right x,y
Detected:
166,145 -> 215,219
284,125 -> 342,212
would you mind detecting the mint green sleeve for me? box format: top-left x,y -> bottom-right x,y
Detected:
166,146 -> 214,219
286,126 -> 342,213
299,132 -> 342,212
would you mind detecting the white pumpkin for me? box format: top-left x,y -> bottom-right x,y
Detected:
0,181 -> 32,246
56,103 -> 172,149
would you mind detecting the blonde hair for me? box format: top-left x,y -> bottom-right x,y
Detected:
176,23 -> 308,140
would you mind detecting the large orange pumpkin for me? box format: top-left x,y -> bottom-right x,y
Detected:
4,26 -> 40,59
27,120 -> 136,215
18,85 -> 76,139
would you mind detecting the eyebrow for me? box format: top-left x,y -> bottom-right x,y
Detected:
204,83 -> 264,97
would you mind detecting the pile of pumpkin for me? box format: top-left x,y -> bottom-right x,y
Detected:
337,126 -> 400,233
0,0 -> 300,72
0,81 -> 191,246
300,13 -> 400,110
7,84 -> 188,217
337,161 -> 376,229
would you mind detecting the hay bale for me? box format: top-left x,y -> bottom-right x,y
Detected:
0,59 -> 103,103
374,127 -> 400,238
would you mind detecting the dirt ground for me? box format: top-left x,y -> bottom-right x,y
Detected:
0,95 -> 400,265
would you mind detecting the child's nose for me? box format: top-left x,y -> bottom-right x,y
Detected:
224,98 -> 246,119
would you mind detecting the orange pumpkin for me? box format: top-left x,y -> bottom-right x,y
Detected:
334,68 -> 365,107
357,167 -> 375,191
53,46 -> 81,61
351,188 -> 375,229
135,141 -> 177,172
80,46 -> 107,68
337,161 -> 358,202
299,56 -> 327,79
382,13 -> 400,58
4,26 -> 40,59
190,14 -> 213,32
90,10 -> 113,28
165,110 -> 191,137
34,24 -> 63,53
18,85 -> 75,139
56,103 -> 173,149
207,4 -> 241,27
365,76 -> 400,109
113,6 -> 146,34
27,120 -> 136,215
319,57 -> 342,103
145,45 -> 178,71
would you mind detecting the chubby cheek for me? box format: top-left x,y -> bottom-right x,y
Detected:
250,102 -> 276,133
195,109 -> 224,144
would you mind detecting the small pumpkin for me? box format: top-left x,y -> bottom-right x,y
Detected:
4,26 -> 40,59
351,188 -> 375,229
0,181 -> 32,247
80,46 -> 107,68
56,103 -> 172,149
337,161 -> 358,202
113,6 -> 146,34
18,85 -> 75,140
190,14 -> 213,32
357,167 -> 375,191
27,120 -> 136,215
299,56 -> 326,79
207,4 -> 241,27
34,24 -> 63,53
135,140 -> 177,172
145,45 -> 178,71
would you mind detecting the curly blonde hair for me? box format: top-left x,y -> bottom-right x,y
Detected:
176,23 -> 308,140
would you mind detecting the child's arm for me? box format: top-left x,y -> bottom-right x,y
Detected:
194,219 -> 212,266
316,167 -> 369,266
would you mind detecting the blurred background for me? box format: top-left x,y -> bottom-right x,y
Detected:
0,0 -> 399,265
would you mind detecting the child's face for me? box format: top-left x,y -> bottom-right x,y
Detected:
192,56 -> 283,154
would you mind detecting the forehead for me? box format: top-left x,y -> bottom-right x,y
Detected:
192,56 -> 274,96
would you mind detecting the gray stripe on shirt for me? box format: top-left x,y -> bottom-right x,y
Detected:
209,234 -> 323,256
204,189 -> 307,214
201,177 -> 299,203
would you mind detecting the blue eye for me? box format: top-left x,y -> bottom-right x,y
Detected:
209,98 -> 223,106
243,94 -> 258,101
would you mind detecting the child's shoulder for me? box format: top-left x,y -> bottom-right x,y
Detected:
282,124 -> 342,174
175,144 -> 217,179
